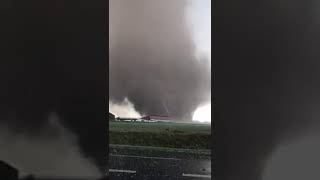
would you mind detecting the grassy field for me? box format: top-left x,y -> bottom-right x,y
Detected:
109,121 -> 211,150
110,144 -> 211,159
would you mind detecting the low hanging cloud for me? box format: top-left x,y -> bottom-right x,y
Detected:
109,0 -> 211,120
262,132 -> 320,180
0,113 -> 101,178
215,0 -> 320,179
0,0 -> 107,174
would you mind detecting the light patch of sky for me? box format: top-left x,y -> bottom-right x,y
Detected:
186,0 -> 211,63
186,1 -> 211,123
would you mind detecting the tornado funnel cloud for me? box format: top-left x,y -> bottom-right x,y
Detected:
109,0 -> 211,120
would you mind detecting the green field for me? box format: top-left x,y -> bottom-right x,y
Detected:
109,144 -> 211,159
109,121 -> 211,150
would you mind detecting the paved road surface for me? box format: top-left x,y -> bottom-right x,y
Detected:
109,154 -> 212,180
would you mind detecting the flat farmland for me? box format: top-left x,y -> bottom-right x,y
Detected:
109,121 -> 211,150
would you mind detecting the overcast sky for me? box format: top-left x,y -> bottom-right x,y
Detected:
186,0 -> 211,62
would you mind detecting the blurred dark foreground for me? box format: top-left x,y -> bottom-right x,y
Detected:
0,160 -> 108,180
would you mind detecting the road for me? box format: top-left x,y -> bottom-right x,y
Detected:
108,154 -> 212,180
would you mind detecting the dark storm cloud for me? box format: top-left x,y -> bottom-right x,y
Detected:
215,0 -> 320,180
0,114 -> 100,178
109,0 -> 211,120
0,0 -> 107,175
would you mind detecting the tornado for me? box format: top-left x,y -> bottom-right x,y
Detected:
109,0 -> 211,120
0,0 -> 107,176
215,0 -> 320,179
